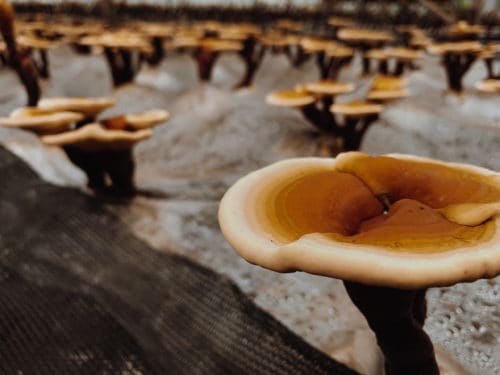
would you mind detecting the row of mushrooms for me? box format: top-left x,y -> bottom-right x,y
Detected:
0,97 -> 169,197
4,13 -> 499,98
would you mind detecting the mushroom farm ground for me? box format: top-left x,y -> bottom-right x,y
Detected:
0,46 -> 499,375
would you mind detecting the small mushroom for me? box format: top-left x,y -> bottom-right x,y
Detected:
218,152 -> 500,374
42,123 -> 152,196
192,38 -> 243,82
0,107 -> 83,134
330,101 -> 383,150
427,41 -> 483,93
444,21 -> 485,41
337,28 -> 394,75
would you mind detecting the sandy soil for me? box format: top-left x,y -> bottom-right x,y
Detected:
1,45 -> 499,375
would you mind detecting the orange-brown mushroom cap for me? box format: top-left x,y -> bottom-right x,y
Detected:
266,90 -> 316,107
218,152 -> 500,288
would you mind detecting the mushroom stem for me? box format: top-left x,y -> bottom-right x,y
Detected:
63,146 -> 136,197
195,47 -> 218,81
341,114 -> 378,151
343,281 -> 439,375
0,0 -> 40,106
442,52 -> 477,93
235,38 -> 264,88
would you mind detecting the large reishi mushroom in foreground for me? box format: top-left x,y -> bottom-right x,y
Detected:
218,152 -> 500,375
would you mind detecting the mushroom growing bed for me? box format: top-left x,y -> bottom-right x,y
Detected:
0,44 -> 499,375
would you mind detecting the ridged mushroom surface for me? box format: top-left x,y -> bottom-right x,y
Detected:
219,152 -> 500,288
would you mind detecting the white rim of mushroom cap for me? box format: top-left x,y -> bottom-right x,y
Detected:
266,90 -> 316,107
41,123 -> 152,151
330,101 -> 383,117
37,97 -> 116,117
218,153 -> 500,288
0,109 -> 83,133
300,81 -> 355,96
475,79 -> 500,93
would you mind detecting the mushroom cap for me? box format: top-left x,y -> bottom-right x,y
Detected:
445,21 -> 485,36
338,28 -> 394,43
330,101 -> 383,117
198,38 -> 243,52
299,80 -> 355,96
37,97 -> 116,117
475,79 -> 500,94
327,16 -> 355,28
259,34 -> 299,47
41,123 -> 152,151
371,75 -> 408,91
367,89 -> 409,101
266,90 -> 316,107
0,109 -> 83,134
17,34 -> 56,49
325,45 -> 354,58
427,41 -> 483,55
300,37 -> 337,52
79,32 -> 150,51
218,152 -> 500,288
102,110 -> 170,130
364,49 -> 388,60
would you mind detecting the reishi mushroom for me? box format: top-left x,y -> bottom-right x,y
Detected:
40,109 -> 167,197
218,152 -> 500,375
0,107 -> 83,134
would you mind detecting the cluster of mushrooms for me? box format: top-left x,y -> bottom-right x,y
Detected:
0,96 -> 169,197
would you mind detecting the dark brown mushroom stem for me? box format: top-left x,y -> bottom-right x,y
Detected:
484,56 -> 499,79
32,48 -> 50,79
344,281 -> 439,375
104,47 -> 142,87
320,54 -> 353,80
235,37 -> 265,88
375,58 -> 407,77
442,52 -> 477,92
195,47 -> 219,81
338,113 -> 379,151
0,0 -> 40,106
63,146 -> 136,197
300,97 -> 337,133
145,36 -> 165,66
284,44 -> 310,67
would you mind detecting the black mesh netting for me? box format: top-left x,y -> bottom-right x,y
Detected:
0,146 -> 359,375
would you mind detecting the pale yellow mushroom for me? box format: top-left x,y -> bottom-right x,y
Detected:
475,79 -> 500,94
102,109 -> 170,130
299,80 -> 355,97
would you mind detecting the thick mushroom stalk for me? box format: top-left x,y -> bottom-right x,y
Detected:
218,153 -> 500,375
428,42 -> 483,93
343,282 -> 439,375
